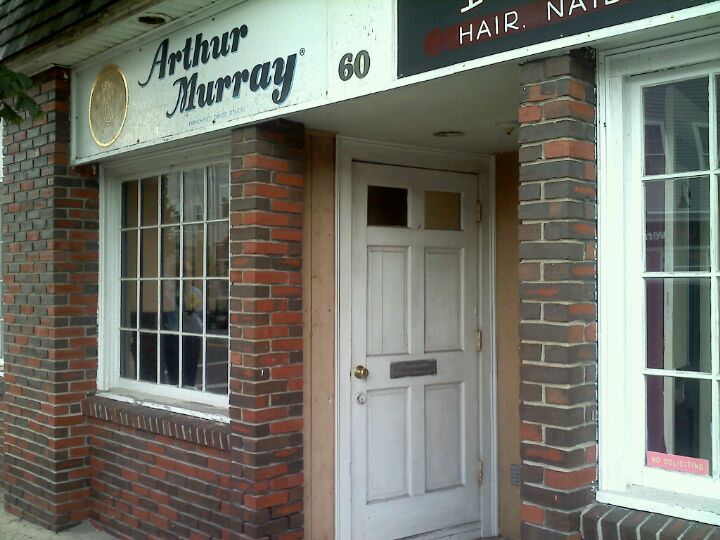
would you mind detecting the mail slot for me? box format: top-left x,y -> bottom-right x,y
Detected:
390,359 -> 437,379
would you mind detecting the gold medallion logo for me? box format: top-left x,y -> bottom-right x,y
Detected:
88,65 -> 128,147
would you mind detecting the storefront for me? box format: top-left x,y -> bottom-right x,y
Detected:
2,1 -> 720,539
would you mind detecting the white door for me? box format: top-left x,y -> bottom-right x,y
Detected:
350,162 -> 481,540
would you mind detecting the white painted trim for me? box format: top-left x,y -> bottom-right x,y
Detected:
334,137 -> 497,540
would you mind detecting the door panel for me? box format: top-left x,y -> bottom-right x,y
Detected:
350,162 -> 481,540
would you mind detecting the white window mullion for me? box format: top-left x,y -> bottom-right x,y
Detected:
202,166 -> 208,392
710,73 -> 720,479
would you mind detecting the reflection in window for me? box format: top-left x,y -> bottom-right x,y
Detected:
644,177 -> 710,272
120,164 -> 230,395
643,77 -> 709,175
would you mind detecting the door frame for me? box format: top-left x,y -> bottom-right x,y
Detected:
335,137 -> 498,539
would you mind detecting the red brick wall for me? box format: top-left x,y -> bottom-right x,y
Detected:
517,51 -> 598,540
230,120 -> 305,539
84,397 -> 236,539
2,67 -> 98,532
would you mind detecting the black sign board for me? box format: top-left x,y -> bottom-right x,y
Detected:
398,0 -> 718,77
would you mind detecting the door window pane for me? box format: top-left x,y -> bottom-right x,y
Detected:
643,77 -> 709,175
645,177 -> 710,272
425,191 -> 461,230
368,186 -> 408,227
646,278 -> 711,372
646,376 -> 711,475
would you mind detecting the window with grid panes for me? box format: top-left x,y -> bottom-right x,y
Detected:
119,163 -> 229,395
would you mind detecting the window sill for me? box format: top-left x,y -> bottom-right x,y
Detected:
596,487 -> 720,527
97,389 -> 230,423
83,391 -> 230,451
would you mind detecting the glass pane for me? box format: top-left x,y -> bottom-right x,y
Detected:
646,278 -> 711,372
367,186 -> 408,227
121,230 -> 137,278
161,280 -> 179,331
206,338 -> 228,395
183,280 -> 204,334
425,191 -> 461,230
207,222 -> 229,277
141,176 -> 159,226
139,281 -> 158,330
120,330 -> 136,379
643,77 -> 709,175
182,335 -> 202,389
645,177 -> 710,272
183,224 -> 204,277
160,334 -> 179,387
161,226 -> 180,277
207,280 -> 229,335
717,75 -> 720,169
122,181 -> 138,228
121,281 -> 137,328
140,229 -> 158,278
184,168 -> 205,222
208,163 -> 230,220
139,332 -> 158,383
161,173 -> 181,224
646,376 -> 711,476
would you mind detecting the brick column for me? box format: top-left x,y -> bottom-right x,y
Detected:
517,51 -> 598,540
229,120 -> 304,539
2,67 -> 98,531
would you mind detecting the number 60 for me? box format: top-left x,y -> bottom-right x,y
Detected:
338,50 -> 371,81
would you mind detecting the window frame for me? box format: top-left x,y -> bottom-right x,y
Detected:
99,144 -> 231,408
598,32 -> 720,524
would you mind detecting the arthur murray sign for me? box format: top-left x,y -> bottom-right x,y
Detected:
397,0 -> 718,76
73,0 -> 326,161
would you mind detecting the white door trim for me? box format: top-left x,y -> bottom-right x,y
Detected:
335,137 -> 498,540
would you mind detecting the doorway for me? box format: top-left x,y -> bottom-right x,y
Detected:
336,139 -> 497,540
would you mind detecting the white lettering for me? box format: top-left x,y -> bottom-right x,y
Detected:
476,20 -> 492,39
460,0 -> 484,14
459,24 -> 473,45
547,0 -> 564,20
505,11 -> 520,31
569,0 -> 588,15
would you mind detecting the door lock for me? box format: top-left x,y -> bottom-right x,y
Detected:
354,365 -> 370,379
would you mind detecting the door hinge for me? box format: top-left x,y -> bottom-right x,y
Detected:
476,461 -> 484,484
476,329 -> 483,352
476,203 -> 482,223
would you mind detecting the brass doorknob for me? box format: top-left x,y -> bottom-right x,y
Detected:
354,365 -> 370,379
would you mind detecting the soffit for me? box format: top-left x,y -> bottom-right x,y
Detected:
4,0 -> 228,75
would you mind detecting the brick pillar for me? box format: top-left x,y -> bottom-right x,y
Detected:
2,67 -> 98,531
517,51 -> 598,540
229,120 -> 304,539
